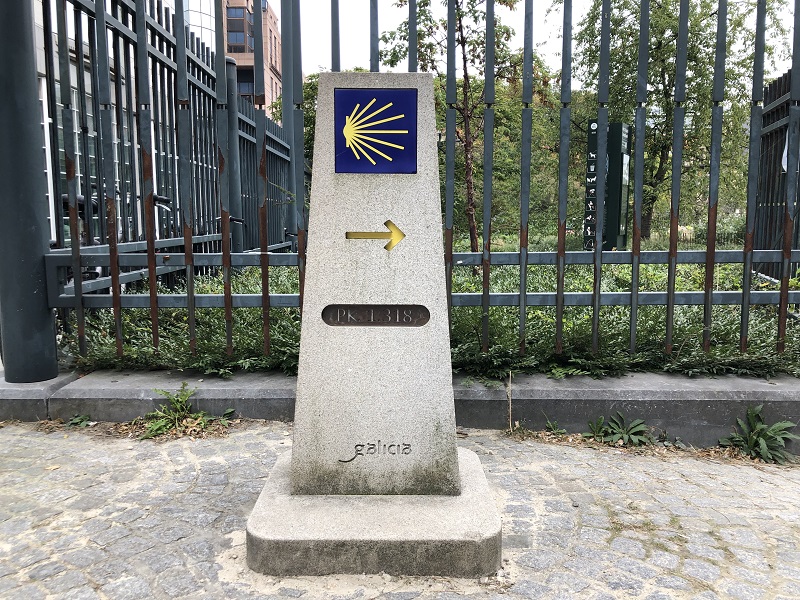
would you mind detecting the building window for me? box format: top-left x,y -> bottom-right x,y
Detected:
226,7 -> 245,18
228,31 -> 245,53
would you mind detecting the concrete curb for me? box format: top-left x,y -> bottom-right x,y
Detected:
2,370 -> 799,449
0,371 -> 78,421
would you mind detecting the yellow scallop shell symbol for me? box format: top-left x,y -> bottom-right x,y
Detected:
342,98 -> 408,165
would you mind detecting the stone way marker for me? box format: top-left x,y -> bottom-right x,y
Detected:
247,72 -> 501,577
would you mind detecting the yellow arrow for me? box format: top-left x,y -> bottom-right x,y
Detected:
346,220 -> 406,251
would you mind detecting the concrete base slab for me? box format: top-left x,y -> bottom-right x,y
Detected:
246,447 -> 502,577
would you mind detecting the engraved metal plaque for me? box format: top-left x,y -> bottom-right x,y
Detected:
322,304 -> 430,327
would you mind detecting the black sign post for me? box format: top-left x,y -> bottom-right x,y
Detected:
584,120 -> 631,251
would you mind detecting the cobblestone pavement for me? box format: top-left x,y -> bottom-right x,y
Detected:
1,422 -> 799,600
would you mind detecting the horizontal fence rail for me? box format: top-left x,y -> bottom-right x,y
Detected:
28,0 -> 800,367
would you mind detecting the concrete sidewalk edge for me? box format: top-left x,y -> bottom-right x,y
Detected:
1,369 -> 798,448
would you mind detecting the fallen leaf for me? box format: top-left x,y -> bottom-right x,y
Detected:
45,465 -> 60,471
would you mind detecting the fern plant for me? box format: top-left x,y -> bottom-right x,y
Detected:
719,405 -> 799,464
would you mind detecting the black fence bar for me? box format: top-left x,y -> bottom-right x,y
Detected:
778,2 -> 800,352
213,0 -> 233,355
55,0 -> 86,356
555,0 -> 572,356
444,0 -> 457,330
51,289 -> 800,311
591,0 -> 611,354
95,0 -> 124,356
408,1 -> 417,73
518,0 -> 534,354
253,0 -> 271,355
173,0 -> 197,355
702,0 -> 728,352
665,0 -> 690,354
331,0 -> 341,72
134,0 -> 160,350
481,0 -> 495,353
370,0 -> 379,72
629,0 -> 648,353
289,0 -> 306,309
280,0 -> 296,240
42,0 -> 65,249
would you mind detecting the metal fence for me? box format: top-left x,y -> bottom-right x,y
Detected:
756,69 -> 800,281
38,0 -> 293,359
3,0 -> 800,382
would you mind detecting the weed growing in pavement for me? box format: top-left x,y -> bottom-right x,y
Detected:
66,414 -> 92,428
719,404 -> 799,464
136,382 -> 234,440
543,412 -> 567,435
584,416 -> 607,442
582,412 -> 653,447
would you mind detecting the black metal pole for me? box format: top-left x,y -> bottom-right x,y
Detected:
280,0 -> 297,243
226,58 -> 244,254
0,1 -> 58,382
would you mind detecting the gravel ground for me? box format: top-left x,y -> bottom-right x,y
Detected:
0,420 -> 799,599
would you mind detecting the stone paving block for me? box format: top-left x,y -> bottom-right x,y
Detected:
683,558 -> 721,584
100,576 -> 153,600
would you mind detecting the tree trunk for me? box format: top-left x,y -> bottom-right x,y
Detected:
641,203 -> 655,239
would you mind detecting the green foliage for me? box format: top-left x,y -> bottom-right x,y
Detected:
570,0 -> 788,237
67,414 -> 92,428
63,255 -> 800,381
139,382 -> 234,440
543,412 -> 567,435
719,404 -> 799,464
583,411 -> 652,446
584,416 -> 606,441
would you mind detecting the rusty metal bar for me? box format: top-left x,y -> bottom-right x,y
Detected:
56,0 -> 86,356
134,0 -> 160,350
629,0 -> 648,353
444,0 -> 456,328
254,0 -> 271,354
481,0 -> 495,353
518,0 -> 533,354
95,0 -> 124,356
702,0 -> 728,352
173,0 -> 196,354
213,0 -> 233,355
777,0 -> 800,352
591,0 -> 611,354
555,0 -> 572,355
665,0 -> 690,354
